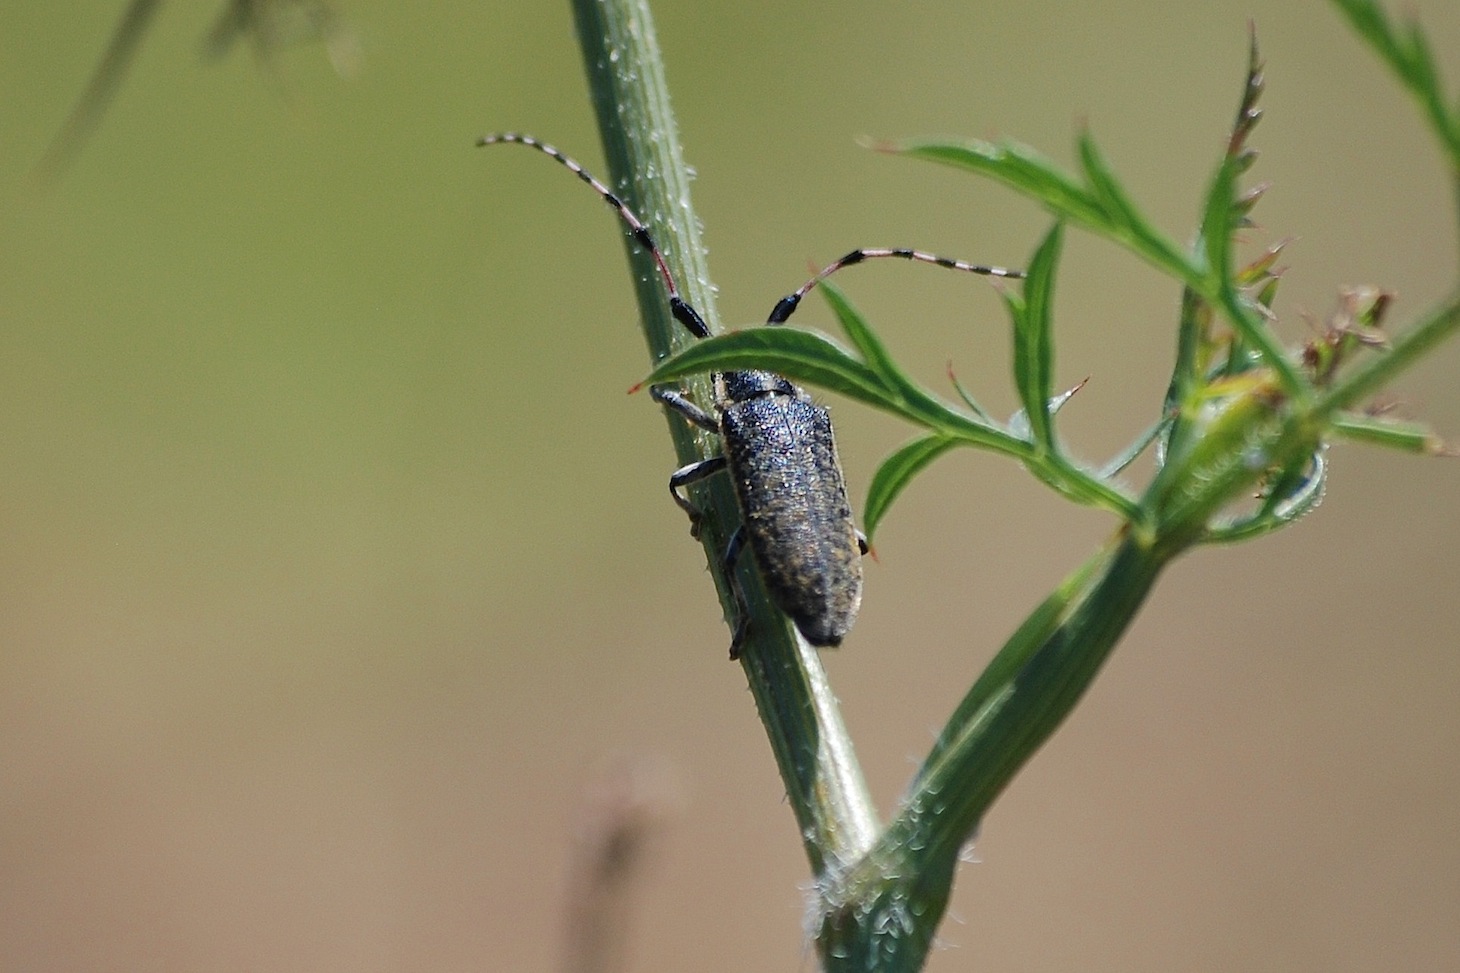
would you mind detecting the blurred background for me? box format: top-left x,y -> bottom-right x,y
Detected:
2,2 -> 1458,970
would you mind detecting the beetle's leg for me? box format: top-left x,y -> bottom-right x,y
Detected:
654,385 -> 727,538
722,527 -> 750,660
666,455 -> 728,537
650,385 -> 718,431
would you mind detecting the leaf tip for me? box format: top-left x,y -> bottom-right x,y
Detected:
859,136 -> 899,155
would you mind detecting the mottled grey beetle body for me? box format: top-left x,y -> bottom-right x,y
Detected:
717,370 -> 863,647
654,365 -> 864,657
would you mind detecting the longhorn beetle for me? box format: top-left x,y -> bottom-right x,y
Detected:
479,133 -> 1022,658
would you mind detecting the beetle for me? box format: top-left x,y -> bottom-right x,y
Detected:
478,132 -> 1021,658
647,368 -> 864,656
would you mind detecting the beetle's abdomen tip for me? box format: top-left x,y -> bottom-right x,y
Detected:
795,619 -> 850,648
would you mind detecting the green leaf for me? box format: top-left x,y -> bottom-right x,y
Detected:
912,547 -> 1111,791
1332,412 -> 1448,453
1228,29 -> 1266,163
899,134 -> 1202,291
1193,41 -> 1311,399
947,363 -> 993,421
641,328 -> 896,411
1196,32 -> 1263,293
813,283 -> 1030,453
1329,0 -> 1393,55
1075,133 -> 1197,284
1400,18 -> 1439,93
1011,223 -> 1063,449
864,435 -> 959,542
893,138 -> 1108,228
816,280 -> 910,389
1198,150 -> 1238,287
900,123 -> 1307,398
1329,0 -> 1460,162
1099,413 -> 1173,478
1165,287 -> 1208,421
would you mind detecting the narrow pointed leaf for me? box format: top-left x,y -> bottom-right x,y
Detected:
1199,31 -> 1263,294
1101,414 -> 1174,478
893,138 -> 1108,228
900,135 -> 1203,289
1198,151 -> 1238,286
1076,133 -> 1197,284
816,280 -> 907,387
1237,240 -> 1287,286
864,435 -> 960,542
1329,0 -> 1460,160
1165,287 -> 1208,417
1400,18 -> 1440,97
1011,223 -> 1063,449
813,280 -> 1023,450
1332,412 -> 1447,453
947,363 -> 993,421
641,328 -> 895,410
1025,451 -> 1140,515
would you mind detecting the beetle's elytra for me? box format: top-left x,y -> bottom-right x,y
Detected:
655,368 -> 864,654
721,373 -> 863,646
479,132 -> 1020,658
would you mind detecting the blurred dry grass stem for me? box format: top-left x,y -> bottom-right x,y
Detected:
560,757 -> 680,973
36,0 -> 356,185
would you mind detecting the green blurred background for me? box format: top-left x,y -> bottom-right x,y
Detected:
2,2 -> 1458,970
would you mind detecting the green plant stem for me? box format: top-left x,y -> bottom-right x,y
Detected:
816,534 -> 1172,973
568,0 -> 879,878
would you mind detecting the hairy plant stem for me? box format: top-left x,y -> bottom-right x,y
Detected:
817,533 -> 1173,973
565,5 -> 1203,970
564,5 -> 1460,970
568,0 -> 880,881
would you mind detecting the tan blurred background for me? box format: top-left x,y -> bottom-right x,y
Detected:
2,2 -> 1458,970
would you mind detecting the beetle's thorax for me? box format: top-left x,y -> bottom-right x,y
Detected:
716,369 -> 799,404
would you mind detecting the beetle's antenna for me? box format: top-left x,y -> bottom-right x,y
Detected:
766,248 -> 1025,325
479,132 -> 710,338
